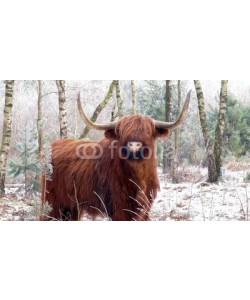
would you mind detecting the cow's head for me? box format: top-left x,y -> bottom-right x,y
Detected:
77,90 -> 191,161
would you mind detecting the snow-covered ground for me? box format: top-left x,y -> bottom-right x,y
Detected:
0,165 -> 249,221
0,184 -> 40,221
151,175 -> 249,221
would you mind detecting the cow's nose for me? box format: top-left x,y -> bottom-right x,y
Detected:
127,141 -> 143,152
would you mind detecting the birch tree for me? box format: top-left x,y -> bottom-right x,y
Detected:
194,80 -> 217,182
163,80 -> 173,174
55,80 -> 67,139
80,80 -> 116,139
115,80 -> 123,118
172,80 -> 182,183
214,80 -> 229,176
0,80 -> 15,196
111,80 -> 123,121
131,80 -> 136,114
37,80 -> 43,158
194,80 -> 228,182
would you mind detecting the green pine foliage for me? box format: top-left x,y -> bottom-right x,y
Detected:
137,80 -> 166,119
244,172 -> 250,182
208,94 -> 250,158
136,80 -> 205,166
8,126 -> 41,195
224,97 -> 250,156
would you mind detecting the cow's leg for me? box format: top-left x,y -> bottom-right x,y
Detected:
111,210 -> 133,221
60,207 -> 79,221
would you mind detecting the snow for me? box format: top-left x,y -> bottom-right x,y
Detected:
150,167 -> 250,221
151,181 -> 249,221
0,184 -> 39,221
0,166 -> 249,221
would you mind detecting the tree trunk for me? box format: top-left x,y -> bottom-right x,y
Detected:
80,80 -> 116,139
55,80 -> 68,139
131,80 -> 136,114
37,80 -> 43,159
24,128 -> 28,196
214,80 -> 228,177
111,80 -> 123,121
172,80 -> 182,183
115,80 -> 123,118
74,96 -> 78,139
0,80 -> 15,196
163,80 -> 173,174
110,103 -> 116,122
194,80 -> 218,183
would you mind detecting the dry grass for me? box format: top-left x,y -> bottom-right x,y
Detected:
226,162 -> 250,172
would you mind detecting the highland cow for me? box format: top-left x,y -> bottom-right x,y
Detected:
41,90 -> 191,221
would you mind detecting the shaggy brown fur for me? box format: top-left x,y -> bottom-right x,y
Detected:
41,114 -> 170,221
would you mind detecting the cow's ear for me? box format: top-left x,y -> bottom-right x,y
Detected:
155,128 -> 171,139
105,129 -> 117,140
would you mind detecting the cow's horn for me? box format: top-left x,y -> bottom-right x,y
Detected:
77,93 -> 117,130
154,89 -> 192,130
